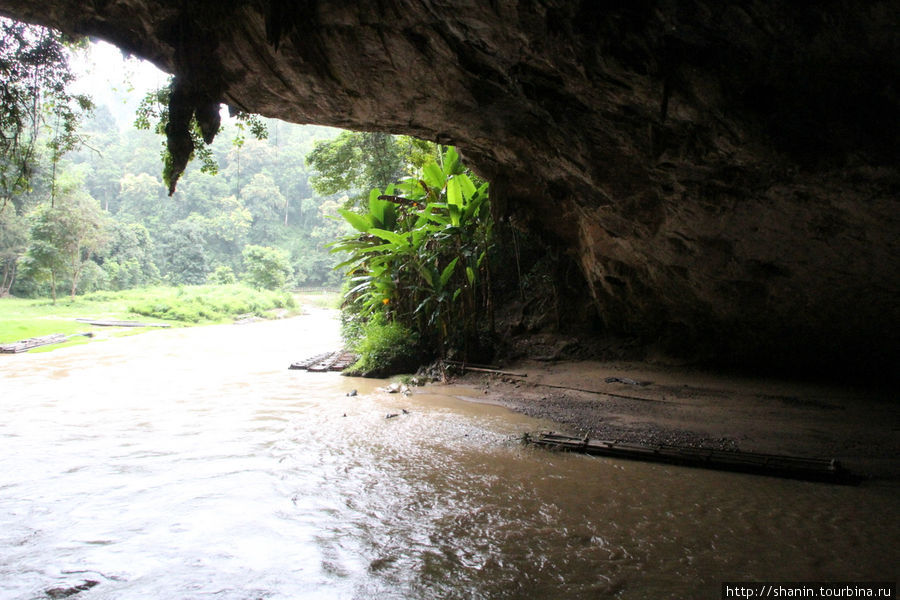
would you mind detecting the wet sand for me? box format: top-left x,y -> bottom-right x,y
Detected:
445,359 -> 900,482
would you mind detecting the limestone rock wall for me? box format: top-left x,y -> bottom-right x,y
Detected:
2,0 -> 897,372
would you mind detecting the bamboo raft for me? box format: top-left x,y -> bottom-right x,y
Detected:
1,334 -> 69,353
524,431 -> 858,484
0,332 -> 93,353
289,350 -> 358,372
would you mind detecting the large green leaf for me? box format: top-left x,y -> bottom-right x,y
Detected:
396,177 -> 424,198
413,297 -> 433,316
369,227 -> 410,248
447,176 -> 463,208
411,227 -> 431,248
327,239 -> 378,253
367,191 -> 397,231
368,189 -> 384,226
423,205 -> 450,226
466,265 -> 475,285
448,204 -> 461,227
416,263 -> 435,288
462,193 -> 485,222
440,257 -> 459,289
422,162 -> 445,191
457,173 -> 477,200
339,209 -> 372,233
333,255 -> 369,270
348,280 -> 372,296
442,146 -> 461,177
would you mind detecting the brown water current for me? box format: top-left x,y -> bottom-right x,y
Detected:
0,311 -> 897,599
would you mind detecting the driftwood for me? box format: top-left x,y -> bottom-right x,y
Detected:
444,360 -> 527,377
445,359 -> 501,370
458,365 -> 528,377
525,431 -> 858,484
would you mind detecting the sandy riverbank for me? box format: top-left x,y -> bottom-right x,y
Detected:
442,359 -> 900,482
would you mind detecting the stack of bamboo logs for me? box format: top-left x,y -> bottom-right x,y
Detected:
289,350 -> 358,372
1,333 -> 71,353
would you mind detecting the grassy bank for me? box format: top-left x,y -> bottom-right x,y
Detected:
0,285 -> 301,352
294,289 -> 341,310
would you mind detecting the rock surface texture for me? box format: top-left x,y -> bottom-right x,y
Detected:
2,1 -> 897,374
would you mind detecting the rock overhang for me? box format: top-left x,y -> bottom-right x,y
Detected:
1,0 -> 897,376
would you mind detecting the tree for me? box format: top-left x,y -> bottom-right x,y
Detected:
116,172 -> 170,233
19,185 -> 108,301
0,17 -> 92,208
196,194 -> 252,272
242,244 -> 291,290
240,172 -> 286,243
154,215 -> 211,285
306,131 -> 422,203
80,105 -> 124,212
208,265 -> 236,285
0,203 -> 27,294
97,221 -> 159,289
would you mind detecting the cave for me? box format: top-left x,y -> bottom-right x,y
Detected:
2,0 -> 897,378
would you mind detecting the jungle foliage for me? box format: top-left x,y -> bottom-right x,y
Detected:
134,80 -> 268,193
331,146 -> 493,374
0,17 -> 92,207
306,131 -> 440,205
1,23 -> 498,375
0,28 -> 360,298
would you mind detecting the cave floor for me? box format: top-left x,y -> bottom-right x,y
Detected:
448,360 -> 900,482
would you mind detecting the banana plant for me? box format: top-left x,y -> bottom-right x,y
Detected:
329,146 -> 492,360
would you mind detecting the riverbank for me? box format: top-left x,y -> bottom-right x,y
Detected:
0,285 -> 320,352
446,359 -> 900,482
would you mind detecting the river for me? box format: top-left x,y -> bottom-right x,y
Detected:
1,311 -> 897,599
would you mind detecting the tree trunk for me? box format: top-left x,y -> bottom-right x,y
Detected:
0,260 -> 10,295
70,256 -> 81,299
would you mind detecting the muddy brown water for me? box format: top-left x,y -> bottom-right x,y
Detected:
1,311 -> 897,599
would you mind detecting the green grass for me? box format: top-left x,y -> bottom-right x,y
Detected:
295,290 -> 341,309
0,284 -> 301,351
127,284 -> 297,323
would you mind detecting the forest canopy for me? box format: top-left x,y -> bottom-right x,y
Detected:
0,21 -> 433,299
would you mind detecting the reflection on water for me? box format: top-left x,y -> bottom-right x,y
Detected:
0,311 -> 897,599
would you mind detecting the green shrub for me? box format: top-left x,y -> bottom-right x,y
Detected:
242,245 -> 291,290
344,315 -> 423,377
208,265 -> 237,285
82,290 -> 120,302
127,284 -> 296,322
